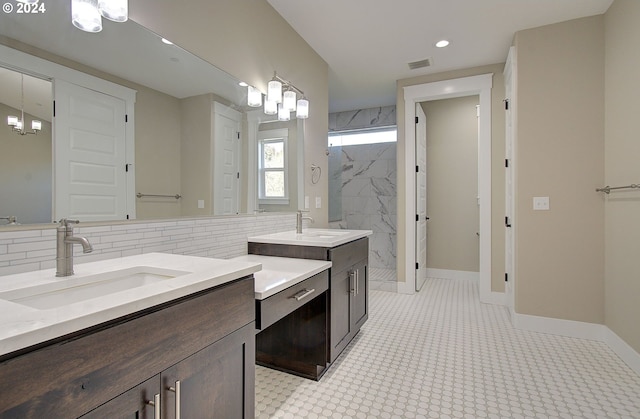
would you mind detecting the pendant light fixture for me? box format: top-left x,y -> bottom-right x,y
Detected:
7,74 -> 42,136
264,72 -> 310,119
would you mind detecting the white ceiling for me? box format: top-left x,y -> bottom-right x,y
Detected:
267,0 -> 614,113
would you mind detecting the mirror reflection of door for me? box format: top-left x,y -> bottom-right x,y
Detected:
53,79 -> 129,222
0,67 -> 52,225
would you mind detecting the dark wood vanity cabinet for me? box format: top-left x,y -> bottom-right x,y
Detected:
0,276 -> 255,419
328,240 -> 368,362
249,237 -> 369,364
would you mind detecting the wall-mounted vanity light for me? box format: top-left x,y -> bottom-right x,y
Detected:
245,72 -> 309,119
72,0 -> 128,33
7,74 -> 42,136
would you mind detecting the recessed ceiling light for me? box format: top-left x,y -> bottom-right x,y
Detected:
436,40 -> 450,48
161,38 -> 173,45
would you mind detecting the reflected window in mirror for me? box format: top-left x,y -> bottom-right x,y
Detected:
258,128 -> 289,205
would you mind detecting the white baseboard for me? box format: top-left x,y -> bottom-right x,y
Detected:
426,268 -> 479,281
605,328 -> 640,376
514,312 -> 640,376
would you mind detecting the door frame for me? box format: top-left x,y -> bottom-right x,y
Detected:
402,74 -> 498,305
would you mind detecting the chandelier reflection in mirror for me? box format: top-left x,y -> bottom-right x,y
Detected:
245,72 -> 309,120
72,0 -> 128,33
7,74 -> 42,136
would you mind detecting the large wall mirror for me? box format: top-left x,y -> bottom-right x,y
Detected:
0,2 -> 304,227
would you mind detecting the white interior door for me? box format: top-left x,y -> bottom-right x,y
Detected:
415,104 -> 428,291
504,47 -> 516,317
213,103 -> 241,215
53,79 -> 128,221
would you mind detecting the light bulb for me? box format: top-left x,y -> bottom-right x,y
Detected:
98,0 -> 128,22
267,79 -> 282,104
247,86 -> 262,107
283,90 -> 297,112
296,98 -> 309,119
278,103 -> 290,121
72,0 -> 103,33
264,100 -> 277,115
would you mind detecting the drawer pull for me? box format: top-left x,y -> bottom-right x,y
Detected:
147,393 -> 160,418
291,288 -> 316,301
169,380 -> 181,419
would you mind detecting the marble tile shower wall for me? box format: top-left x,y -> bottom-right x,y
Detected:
330,143 -> 397,270
0,213 -> 296,277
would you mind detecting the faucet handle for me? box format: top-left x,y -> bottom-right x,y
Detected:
58,218 -> 80,227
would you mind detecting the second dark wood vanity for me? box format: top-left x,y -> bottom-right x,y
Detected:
249,233 -> 370,368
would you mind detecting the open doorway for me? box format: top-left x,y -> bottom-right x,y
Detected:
402,74 -> 493,303
415,96 -> 480,292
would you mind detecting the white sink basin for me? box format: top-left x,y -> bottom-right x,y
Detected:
0,266 -> 190,310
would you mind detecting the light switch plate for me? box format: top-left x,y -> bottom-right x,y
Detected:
533,196 -> 550,210
315,196 -> 321,209
197,199 -> 205,209
305,196 -> 310,209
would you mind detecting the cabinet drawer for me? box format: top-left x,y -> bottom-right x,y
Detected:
329,238 -> 368,273
256,270 -> 328,330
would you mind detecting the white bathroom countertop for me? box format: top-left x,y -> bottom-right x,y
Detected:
0,253 -> 261,357
230,255 -> 331,300
248,228 -> 372,248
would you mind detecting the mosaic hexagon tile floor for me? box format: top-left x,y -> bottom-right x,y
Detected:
255,277 -> 640,419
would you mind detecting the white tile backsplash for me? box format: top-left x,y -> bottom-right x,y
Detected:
0,213 -> 296,277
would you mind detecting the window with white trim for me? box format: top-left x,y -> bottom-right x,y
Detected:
258,128 -> 289,204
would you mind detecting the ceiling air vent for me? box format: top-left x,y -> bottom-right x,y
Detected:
408,58 -> 432,70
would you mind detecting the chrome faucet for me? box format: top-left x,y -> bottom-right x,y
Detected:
56,219 -> 93,277
296,210 -> 314,234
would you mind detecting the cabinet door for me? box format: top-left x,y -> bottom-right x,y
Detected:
351,260 -> 368,332
80,376 -> 161,419
162,323 -> 255,419
330,268 -> 352,362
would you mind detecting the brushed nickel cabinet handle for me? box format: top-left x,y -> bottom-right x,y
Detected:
291,288 -> 316,301
350,271 -> 356,296
356,269 -> 359,295
147,393 -> 160,418
169,380 -> 181,419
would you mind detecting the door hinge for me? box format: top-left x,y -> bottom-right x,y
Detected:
125,164 -> 131,172
416,165 -> 419,173
237,172 -> 240,179
53,100 -> 56,117
415,116 -> 419,124
237,132 -> 240,140
504,99 -> 509,110
416,262 -> 419,270
505,273 -> 509,282
416,214 -> 419,222
505,216 -> 512,228
505,159 -> 509,168
125,114 -> 128,123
